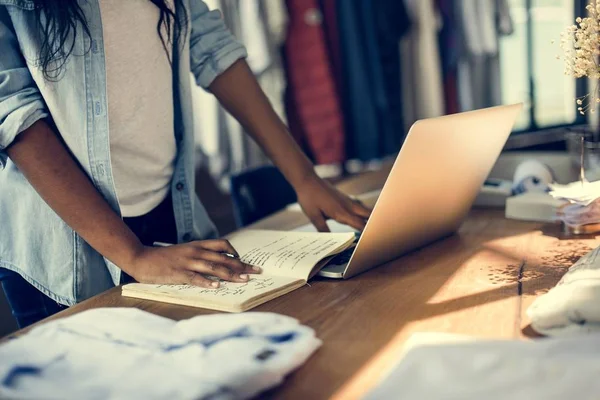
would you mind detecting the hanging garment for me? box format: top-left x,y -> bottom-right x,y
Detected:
497,0 -> 514,36
375,0 -> 412,150
456,0 -> 513,112
437,0 -> 462,114
336,0 -> 380,161
249,2 -> 288,130
217,0 -> 272,186
191,0 -> 221,168
193,0 -> 288,190
336,0 -> 409,161
400,0 -> 445,131
283,0 -> 346,165
319,0 -> 344,98
261,0 -> 289,46
358,0 -> 393,156
258,0 -> 289,127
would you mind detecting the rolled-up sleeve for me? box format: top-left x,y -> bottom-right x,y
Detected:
0,7 -> 48,169
188,0 -> 248,89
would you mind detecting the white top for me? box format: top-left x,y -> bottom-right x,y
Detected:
99,0 -> 177,217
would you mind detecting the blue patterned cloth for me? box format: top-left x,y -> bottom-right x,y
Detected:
0,308 -> 321,399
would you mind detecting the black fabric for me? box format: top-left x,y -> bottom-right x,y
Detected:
375,0 -> 411,151
337,0 -> 411,161
122,193 -> 178,247
230,165 -> 297,228
0,268 -> 67,329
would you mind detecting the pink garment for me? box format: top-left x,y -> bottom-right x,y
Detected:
283,0 -> 345,164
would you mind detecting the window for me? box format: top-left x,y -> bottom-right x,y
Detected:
500,0 -> 587,133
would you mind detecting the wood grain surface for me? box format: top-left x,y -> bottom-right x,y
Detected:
5,164 -> 596,400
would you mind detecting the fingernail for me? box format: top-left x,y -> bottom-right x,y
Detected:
252,266 -> 262,272
211,281 -> 220,288
239,274 -> 249,280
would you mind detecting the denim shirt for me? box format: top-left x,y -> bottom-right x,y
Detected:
0,0 -> 247,305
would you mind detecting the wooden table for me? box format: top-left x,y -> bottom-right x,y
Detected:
6,166 -> 599,399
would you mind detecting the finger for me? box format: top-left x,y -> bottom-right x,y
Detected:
187,259 -> 250,282
197,250 -> 261,274
193,239 -> 240,258
307,210 -> 330,232
337,211 -> 367,231
174,270 -> 220,288
351,200 -> 372,218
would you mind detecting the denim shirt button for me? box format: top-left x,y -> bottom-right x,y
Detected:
175,182 -> 185,191
182,233 -> 191,242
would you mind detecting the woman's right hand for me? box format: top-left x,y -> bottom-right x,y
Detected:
126,240 -> 261,288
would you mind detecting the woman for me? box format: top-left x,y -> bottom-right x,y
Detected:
0,0 -> 370,328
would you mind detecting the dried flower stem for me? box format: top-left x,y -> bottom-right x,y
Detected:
560,2 -> 600,113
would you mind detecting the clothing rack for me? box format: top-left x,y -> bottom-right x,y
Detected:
193,0 -> 514,189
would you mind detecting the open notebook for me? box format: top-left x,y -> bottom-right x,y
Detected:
121,230 -> 356,312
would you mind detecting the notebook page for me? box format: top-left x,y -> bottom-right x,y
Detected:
122,275 -> 303,312
228,230 -> 355,280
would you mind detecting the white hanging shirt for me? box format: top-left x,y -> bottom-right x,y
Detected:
99,0 -> 177,217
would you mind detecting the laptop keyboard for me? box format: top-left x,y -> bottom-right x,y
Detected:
330,246 -> 354,265
326,232 -> 360,266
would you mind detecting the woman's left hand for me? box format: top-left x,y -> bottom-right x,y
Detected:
294,174 -> 372,232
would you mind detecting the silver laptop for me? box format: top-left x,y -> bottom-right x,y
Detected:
312,104 -> 523,279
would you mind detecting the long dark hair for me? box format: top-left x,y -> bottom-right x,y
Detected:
32,0 -> 187,80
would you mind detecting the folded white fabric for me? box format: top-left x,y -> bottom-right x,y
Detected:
0,308 -> 321,400
363,333 -> 600,400
549,180 -> 600,206
527,245 -> 600,336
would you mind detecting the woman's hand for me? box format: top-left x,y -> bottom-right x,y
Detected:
294,174 -> 372,232
127,240 -> 261,288
207,61 -> 371,232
